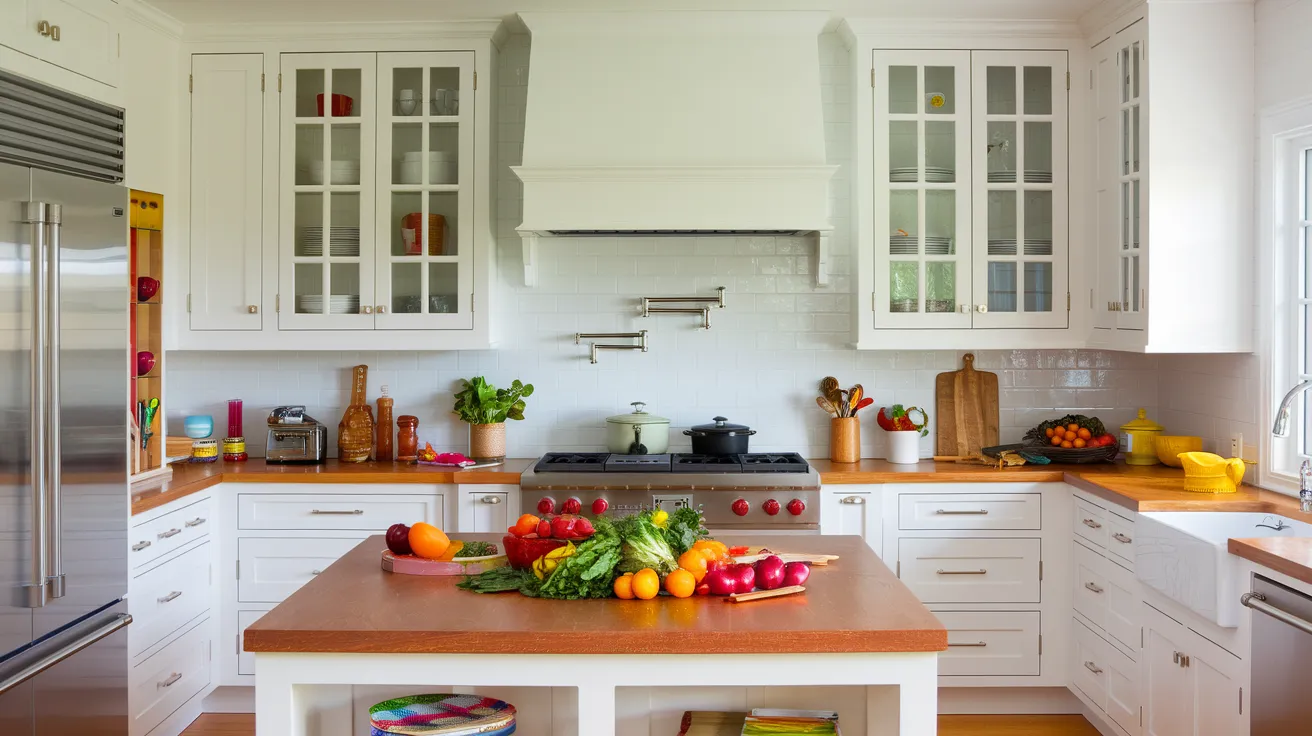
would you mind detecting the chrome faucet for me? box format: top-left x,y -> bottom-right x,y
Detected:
1256,516 -> 1291,531
1302,460 -> 1312,513
1272,379 -> 1312,437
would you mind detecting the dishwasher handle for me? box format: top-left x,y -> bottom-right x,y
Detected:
1242,592 -> 1312,636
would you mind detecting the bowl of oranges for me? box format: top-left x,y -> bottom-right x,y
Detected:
1023,414 -> 1120,464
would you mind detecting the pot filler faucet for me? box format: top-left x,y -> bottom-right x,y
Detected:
1272,380 -> 1312,512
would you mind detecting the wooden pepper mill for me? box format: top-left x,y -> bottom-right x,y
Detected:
375,385 -> 395,462
338,365 -> 375,463
397,415 -> 419,462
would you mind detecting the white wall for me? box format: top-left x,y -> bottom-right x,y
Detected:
1257,0 -> 1312,110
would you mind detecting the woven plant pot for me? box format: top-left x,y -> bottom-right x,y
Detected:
469,422 -> 506,462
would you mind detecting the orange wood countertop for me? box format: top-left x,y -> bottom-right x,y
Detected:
242,533 -> 947,655
1228,537 -> 1312,588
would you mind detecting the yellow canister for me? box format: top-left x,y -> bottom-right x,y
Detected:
1119,408 -> 1164,465
191,438 -> 219,463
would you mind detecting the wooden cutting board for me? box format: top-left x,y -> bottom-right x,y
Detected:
935,353 -> 1000,457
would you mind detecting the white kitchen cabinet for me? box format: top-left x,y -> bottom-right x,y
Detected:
899,536 -> 1041,603
820,488 -> 880,555
1142,601 -> 1246,736
1085,2 -> 1254,353
237,492 -> 442,531
936,610 -> 1041,676
237,536 -> 366,602
0,0 -> 121,86
189,53 -> 265,331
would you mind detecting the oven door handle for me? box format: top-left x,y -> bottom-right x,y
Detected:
1242,592 -> 1312,636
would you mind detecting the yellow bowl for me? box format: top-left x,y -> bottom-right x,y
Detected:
1155,435 -> 1203,467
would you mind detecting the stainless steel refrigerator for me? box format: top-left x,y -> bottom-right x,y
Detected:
0,69 -> 131,736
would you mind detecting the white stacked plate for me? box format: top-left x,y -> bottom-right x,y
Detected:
890,235 -> 918,254
986,170 -> 1053,183
298,161 -> 361,186
1023,239 -> 1053,256
925,166 -> 955,183
296,295 -> 361,315
890,166 -> 956,183
398,151 -> 458,185
889,299 -> 918,313
300,227 -> 360,257
924,236 -> 952,255
988,239 -> 1018,255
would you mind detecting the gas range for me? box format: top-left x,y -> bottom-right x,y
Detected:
519,452 -> 820,531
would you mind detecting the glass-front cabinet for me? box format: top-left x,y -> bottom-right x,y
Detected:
871,49 -> 1068,330
278,51 -> 475,331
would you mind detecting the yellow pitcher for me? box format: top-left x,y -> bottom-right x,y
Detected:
1178,452 -> 1246,493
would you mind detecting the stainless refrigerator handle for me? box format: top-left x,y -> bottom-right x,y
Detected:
1242,591 -> 1312,636
0,613 -> 131,696
45,206 -> 64,599
21,201 -> 48,609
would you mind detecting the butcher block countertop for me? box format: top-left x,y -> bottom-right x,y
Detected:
1228,537 -> 1312,588
242,533 -> 946,655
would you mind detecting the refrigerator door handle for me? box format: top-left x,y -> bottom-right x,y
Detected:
0,612 -> 131,696
20,201 -> 48,609
44,205 -> 63,599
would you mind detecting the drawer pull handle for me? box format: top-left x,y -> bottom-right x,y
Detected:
131,541 -> 151,552
480,496 -> 502,504
311,509 -> 364,515
157,528 -> 181,539
1112,532 -> 1132,544
936,568 -> 987,575
311,569 -> 324,576
935,509 -> 988,515
840,496 -> 865,505
1085,582 -> 1104,594
185,517 -> 207,528
948,641 -> 988,647
159,672 -> 183,688
1083,661 -> 1103,675
157,591 -> 182,604
1082,518 -> 1103,529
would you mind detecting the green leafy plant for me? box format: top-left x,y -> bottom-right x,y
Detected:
452,376 -> 534,424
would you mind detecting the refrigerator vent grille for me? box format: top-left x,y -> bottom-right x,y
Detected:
0,70 -> 125,182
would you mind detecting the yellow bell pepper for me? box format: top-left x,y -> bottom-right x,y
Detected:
651,509 -> 669,528
532,542 -> 576,579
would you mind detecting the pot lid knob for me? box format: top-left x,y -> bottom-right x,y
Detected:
631,401 -> 647,414
714,416 -> 728,426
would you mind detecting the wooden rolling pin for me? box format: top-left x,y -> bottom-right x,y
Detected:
726,585 -> 806,603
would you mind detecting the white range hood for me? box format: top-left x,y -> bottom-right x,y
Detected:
512,11 -> 838,286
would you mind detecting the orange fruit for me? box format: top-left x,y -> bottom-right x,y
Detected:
408,522 -> 451,560
1045,427 -> 1055,438
613,572 -> 635,600
1064,430 -> 1078,441
1067,423 -> 1080,432
678,549 -> 710,582
1073,438 -> 1088,448
1050,435 -> 1063,447
1061,440 -> 1074,448
665,569 -> 696,598
632,569 -> 660,600
1077,428 -> 1092,440
692,540 -> 728,558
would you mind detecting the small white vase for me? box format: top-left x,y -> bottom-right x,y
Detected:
885,430 -> 921,465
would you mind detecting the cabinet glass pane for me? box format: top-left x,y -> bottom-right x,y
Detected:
294,264 -> 323,312
1023,67 -> 1052,115
987,121 -> 1017,182
329,125 -> 361,184
430,263 -> 460,313
1131,255 -> 1141,311
926,262 -> 956,313
1132,179 -> 1141,247
294,193 -> 323,257
1024,191 -> 1053,255
1023,122 -> 1052,183
429,122 -> 459,184
1121,182 -> 1131,250
890,261 -> 919,312
294,126 -> 324,185
391,263 -> 423,313
889,121 -> 917,182
328,193 -> 361,257
391,192 -> 424,257
1024,263 -> 1052,312
986,66 -> 1016,115
987,190 -> 1017,254
329,263 -> 361,313
430,67 -> 461,116
889,190 -> 918,254
392,123 -> 422,185
988,262 -> 1018,312
429,192 -> 459,256
925,121 -> 955,182
1132,43 -> 1141,99
1121,48 -> 1131,104
925,190 -> 955,251
1131,106 -> 1141,173
393,67 -> 423,117
295,70 -> 323,117
1121,258 -> 1130,307
1121,109 -> 1131,175
924,67 -> 955,114
889,66 -> 916,114
329,69 -> 362,118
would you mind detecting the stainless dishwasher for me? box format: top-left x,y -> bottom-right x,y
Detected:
1242,575 -> 1312,734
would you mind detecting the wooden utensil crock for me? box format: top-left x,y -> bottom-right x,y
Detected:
829,417 -> 860,463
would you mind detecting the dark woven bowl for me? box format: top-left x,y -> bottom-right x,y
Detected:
1023,441 -> 1120,464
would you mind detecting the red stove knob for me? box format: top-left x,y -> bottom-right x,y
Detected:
763,499 -> 781,516
591,497 -> 609,515
562,497 -> 582,515
786,499 -> 806,516
731,498 -> 750,517
537,496 -> 556,515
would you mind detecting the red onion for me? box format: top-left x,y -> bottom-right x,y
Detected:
754,555 -> 786,590
705,568 -> 737,596
782,561 -> 810,587
730,563 -> 757,594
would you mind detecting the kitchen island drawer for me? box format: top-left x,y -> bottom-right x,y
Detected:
237,536 -> 366,602
130,618 -> 211,736
237,494 -> 441,531
130,497 -> 213,569
1073,498 -> 1108,549
898,493 -> 1041,530
898,537 -> 1040,603
935,611 -> 1040,676
1105,512 -> 1135,569
130,542 -> 212,658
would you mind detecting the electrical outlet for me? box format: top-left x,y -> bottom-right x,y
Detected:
1231,432 -> 1244,458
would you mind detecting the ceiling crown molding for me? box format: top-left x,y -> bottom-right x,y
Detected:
840,16 -> 1081,40
183,19 -> 503,43
120,0 -> 185,38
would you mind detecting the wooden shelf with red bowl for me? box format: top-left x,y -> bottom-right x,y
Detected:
130,190 -> 167,481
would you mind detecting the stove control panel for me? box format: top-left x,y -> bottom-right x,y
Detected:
731,498 -> 750,516
786,498 -> 806,516
591,498 -> 609,515
537,496 -> 555,515
562,497 -> 582,515
762,499 -> 781,516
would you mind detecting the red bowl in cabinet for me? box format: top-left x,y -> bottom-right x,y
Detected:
316,93 -> 354,117
136,351 -> 156,377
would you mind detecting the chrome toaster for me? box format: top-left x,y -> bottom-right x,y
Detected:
265,406 -> 327,464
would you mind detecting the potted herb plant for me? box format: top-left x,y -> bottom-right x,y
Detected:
453,377 -> 534,461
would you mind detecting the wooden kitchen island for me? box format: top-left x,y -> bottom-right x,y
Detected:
244,534 -> 946,736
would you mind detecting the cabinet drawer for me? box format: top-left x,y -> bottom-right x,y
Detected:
1073,617 -> 1108,710
1073,499 -> 1108,549
1073,617 -> 1139,736
237,536 -> 365,602
935,611 -> 1040,677
898,493 -> 1040,530
237,494 -> 441,531
130,619 -> 210,736
1074,541 -> 1140,654
1105,513 -> 1135,570
236,609 -> 267,676
130,497 -> 213,569
130,542 -> 211,658
1074,542 -> 1108,630
898,537 -> 1040,603
1104,560 -> 1140,654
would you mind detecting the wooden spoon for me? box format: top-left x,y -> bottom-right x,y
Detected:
816,396 -> 838,416
848,385 -> 864,414
820,376 -> 842,405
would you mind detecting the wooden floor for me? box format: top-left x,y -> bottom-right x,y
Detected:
181,712 -> 1100,735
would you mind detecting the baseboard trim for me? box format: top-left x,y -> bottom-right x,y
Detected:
938,687 -> 1084,714
201,685 -> 255,714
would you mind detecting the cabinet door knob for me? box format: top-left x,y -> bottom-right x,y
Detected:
976,304 -> 988,313
37,20 -> 51,36
839,496 -> 865,505
361,305 -> 373,314
49,25 -> 60,41
376,305 -> 387,314
1084,581 -> 1104,594
958,304 -> 970,313
247,305 -> 258,314
480,495 -> 502,504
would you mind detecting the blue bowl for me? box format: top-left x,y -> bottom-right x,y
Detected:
183,415 -> 214,439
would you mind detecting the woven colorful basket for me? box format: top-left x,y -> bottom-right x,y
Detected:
369,694 -> 516,736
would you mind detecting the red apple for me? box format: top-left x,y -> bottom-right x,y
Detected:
385,523 -> 412,556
